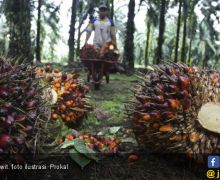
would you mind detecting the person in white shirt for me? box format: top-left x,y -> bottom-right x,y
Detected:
84,4 -> 117,49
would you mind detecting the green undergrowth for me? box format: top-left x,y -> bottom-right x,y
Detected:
80,73 -> 138,132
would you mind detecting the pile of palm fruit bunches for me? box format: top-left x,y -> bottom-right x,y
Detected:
0,58 -> 51,163
127,61 -> 220,162
57,132 -> 120,155
35,65 -> 91,127
79,41 -> 119,61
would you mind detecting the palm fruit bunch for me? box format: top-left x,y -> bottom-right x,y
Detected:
79,133 -> 119,155
100,41 -> 119,61
79,44 -> 100,59
37,65 -> 90,127
57,132 -> 120,155
0,58 -> 50,161
127,61 -> 220,161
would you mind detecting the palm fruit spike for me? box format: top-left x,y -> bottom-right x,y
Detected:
127,62 -> 220,162
0,57 -> 50,161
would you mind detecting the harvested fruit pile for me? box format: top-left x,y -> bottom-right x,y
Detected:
80,42 -> 119,61
127,62 -> 220,161
100,42 -> 119,61
79,44 -> 100,59
57,132 -> 120,155
52,126 -> 134,169
0,58 -> 50,161
35,65 -> 90,127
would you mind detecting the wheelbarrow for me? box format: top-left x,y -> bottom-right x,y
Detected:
81,58 -> 118,90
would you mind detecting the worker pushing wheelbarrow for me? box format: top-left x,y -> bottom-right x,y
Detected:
80,4 -> 119,90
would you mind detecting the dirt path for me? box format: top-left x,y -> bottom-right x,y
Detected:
80,73 -> 136,132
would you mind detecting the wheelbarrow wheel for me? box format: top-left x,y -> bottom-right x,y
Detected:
94,83 -> 100,90
94,72 -> 100,90
87,73 -> 90,82
106,73 -> 109,84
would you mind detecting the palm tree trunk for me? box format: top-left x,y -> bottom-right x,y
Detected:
150,26 -> 155,64
144,21 -> 151,67
76,25 -> 81,61
111,0 -> 114,20
123,0 -> 135,72
181,1 -> 188,63
76,2 -> 83,60
36,0 -> 42,64
68,0 -> 78,65
187,38 -> 193,64
174,0 -> 182,63
5,0 -> 33,64
202,44 -> 208,68
187,0 -> 198,65
156,0 -> 166,64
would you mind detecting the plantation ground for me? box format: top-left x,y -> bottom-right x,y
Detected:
81,73 -> 138,132
8,72 -> 206,180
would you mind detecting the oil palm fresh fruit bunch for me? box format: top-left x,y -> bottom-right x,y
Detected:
79,44 -> 100,59
50,72 -> 90,127
78,133 -> 119,154
126,61 -> 220,161
0,58 -> 50,161
38,66 -> 90,127
100,41 -> 119,61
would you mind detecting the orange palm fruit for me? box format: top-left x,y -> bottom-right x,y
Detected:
178,76 -> 190,88
154,95 -> 164,104
60,104 -> 66,111
65,116 -> 71,122
159,125 -> 173,132
128,154 -> 139,162
79,135 -> 84,140
152,123 -> 159,129
65,101 -> 72,107
61,114 -> 66,119
167,99 -> 180,110
51,113 -> 58,119
189,132 -> 200,143
65,134 -> 74,141
70,83 -> 77,89
64,82 -> 71,89
54,82 -> 61,89
143,114 -> 151,121
169,135 -> 182,141
150,111 -> 161,121
57,137 -> 63,144
53,77 -> 60,83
